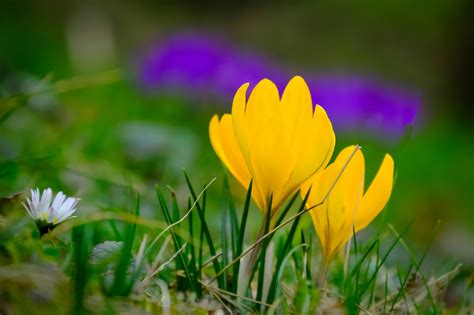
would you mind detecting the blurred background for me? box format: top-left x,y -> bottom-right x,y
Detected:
0,0 -> 472,289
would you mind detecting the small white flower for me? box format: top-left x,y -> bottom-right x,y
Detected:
23,188 -> 79,228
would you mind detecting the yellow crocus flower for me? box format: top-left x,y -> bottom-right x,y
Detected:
209,76 -> 335,216
302,145 -> 394,265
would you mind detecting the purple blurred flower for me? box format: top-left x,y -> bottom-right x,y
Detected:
307,75 -> 419,139
140,33 -> 285,96
138,32 -> 420,139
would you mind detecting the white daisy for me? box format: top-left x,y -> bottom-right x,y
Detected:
23,188 -> 79,231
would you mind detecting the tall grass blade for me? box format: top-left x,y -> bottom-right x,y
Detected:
184,172 -> 224,288
72,225 -> 91,311
156,187 -> 195,292
111,194 -> 140,296
344,238 -> 379,295
274,191 -> 299,227
388,223 -> 440,312
266,189 -> 310,306
223,175 -> 239,262
198,191 -> 206,287
256,195 -> 273,303
358,222 -> 411,299
187,198 -> 201,296
232,180 -> 252,293
221,180 -> 229,291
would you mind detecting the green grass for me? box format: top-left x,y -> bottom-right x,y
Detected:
0,169 -> 467,313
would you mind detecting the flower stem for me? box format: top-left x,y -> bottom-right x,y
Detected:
237,224 -> 265,298
318,261 -> 329,290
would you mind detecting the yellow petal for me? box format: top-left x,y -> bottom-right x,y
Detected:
319,116 -> 336,171
308,105 -> 336,172
231,83 -> 250,162
209,114 -> 251,190
305,145 -> 365,263
245,78 -> 280,131
280,76 -> 313,135
251,114 -> 290,206
355,154 -> 394,232
307,163 -> 342,262
242,79 -> 284,210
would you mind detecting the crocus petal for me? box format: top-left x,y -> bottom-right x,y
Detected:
209,114 -> 256,201
334,147 -> 365,209
280,76 -> 314,136
306,163 -> 340,261
280,77 -> 333,189
243,79 -> 282,206
301,105 -> 335,177
231,82 -> 250,163
355,154 -> 394,232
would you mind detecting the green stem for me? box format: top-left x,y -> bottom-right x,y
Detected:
318,261 -> 329,290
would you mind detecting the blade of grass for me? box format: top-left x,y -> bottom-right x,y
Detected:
187,198 -> 201,297
300,230 -> 307,279
383,272 -> 389,314
170,188 -> 181,225
305,231 -> 312,282
221,180 -> 229,292
273,244 -> 308,301
72,225 -> 91,311
155,243 -> 187,275
223,175 -> 239,258
109,220 -> 122,241
197,189 -> 208,287
344,239 -> 380,295
233,180 -> 252,293
111,194 -> 140,296
129,234 -> 148,293
266,189 -> 311,305
184,172 -> 224,289
170,189 -> 184,256
395,265 -> 411,312
200,279 -> 274,310
367,240 -> 381,309
388,223 -> 440,312
358,222 -> 412,299
145,178 -> 215,257
156,187 -> 195,292
256,195 -> 273,303
142,236 -> 171,287
274,191 -> 299,227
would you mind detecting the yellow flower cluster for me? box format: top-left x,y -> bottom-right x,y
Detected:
209,76 -> 394,265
